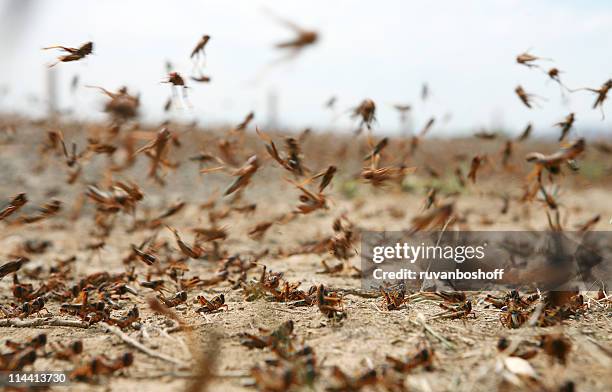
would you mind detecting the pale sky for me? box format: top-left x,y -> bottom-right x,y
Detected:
1,0 -> 611,136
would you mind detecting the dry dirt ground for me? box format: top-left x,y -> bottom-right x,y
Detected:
0,117 -> 611,391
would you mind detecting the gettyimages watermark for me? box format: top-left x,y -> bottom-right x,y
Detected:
361,231 -> 612,291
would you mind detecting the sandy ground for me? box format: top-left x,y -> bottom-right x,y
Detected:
1,117 -> 611,391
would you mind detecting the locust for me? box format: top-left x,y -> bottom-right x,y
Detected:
130,243 -> 157,265
1,348 -> 37,371
20,296 -> 48,317
167,225 -> 204,259
363,137 -> 388,161
70,352 -> 133,381
517,123 -> 532,141
327,366 -> 379,391
525,138 -> 585,178
5,334 -> 47,352
516,50 -> 550,68
163,72 -> 191,108
572,79 -> 612,118
539,334 -> 571,365
351,99 -> 376,131
87,181 -> 143,215
256,127 -> 306,176
51,340 -> 83,362
474,130 -> 497,139
190,75 -> 211,83
17,199 -> 62,224
546,68 -> 569,91
0,258 -> 25,281
223,155 -> 259,196
158,291 -> 187,308
410,117 -> 435,152
190,34 -> 211,62
555,113 -> 575,141
380,286 -> 408,311
149,201 -> 186,227
269,10 -> 318,58
287,177 -> 328,214
501,140 -> 513,167
43,41 -> 93,67
467,155 -> 483,183
393,104 -> 412,127
409,202 -> 454,233
386,342 -> 435,372
232,111 -> 255,133
312,165 -> 336,193
193,226 -> 228,242
140,280 -> 168,293
316,284 -> 345,320
106,306 -> 140,329
576,214 -> 600,233
515,85 -> 540,108
432,299 -> 475,320
240,320 -> 294,350
87,85 -> 140,120
248,221 -> 274,240
134,127 -> 174,183
0,193 -> 27,221
196,293 -> 228,313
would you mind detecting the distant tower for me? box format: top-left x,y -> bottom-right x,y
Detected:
46,66 -> 58,116
266,89 -> 279,130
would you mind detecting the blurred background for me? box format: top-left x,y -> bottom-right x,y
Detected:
0,0 -> 611,136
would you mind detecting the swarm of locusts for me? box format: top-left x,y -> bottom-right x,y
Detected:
0,17 -> 611,392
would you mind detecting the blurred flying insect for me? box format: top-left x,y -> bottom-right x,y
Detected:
467,155 -> 483,184
421,83 -> 430,101
87,85 -> 140,120
554,113 -> 575,142
223,155 -> 260,196
516,50 -> 550,69
190,75 -> 211,83
0,193 -> 27,221
363,137 -> 388,161
393,104 -> 412,135
525,138 -> 585,189
515,85 -> 542,109
256,128 -> 306,176
545,67 -> 570,95
268,8 -> 318,60
190,34 -> 211,64
232,112 -> 255,134
409,202 -> 454,234
517,123 -> 532,142
167,225 -> 204,259
134,127 -> 173,184
287,177 -> 328,214
312,165 -> 336,193
0,258 -> 25,281
576,214 -> 600,233
572,79 -> 612,119
501,140 -> 513,168
248,221 -> 274,240
325,96 -> 337,110
163,72 -> 191,108
17,200 -> 62,225
252,8 -> 318,81
43,41 -> 93,67
411,117 -> 435,153
351,99 -> 376,132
